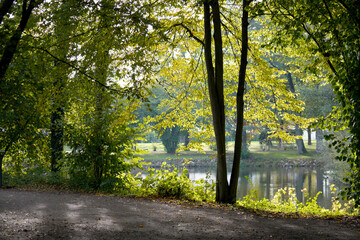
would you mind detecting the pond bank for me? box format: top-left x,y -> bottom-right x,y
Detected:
139,152 -> 323,168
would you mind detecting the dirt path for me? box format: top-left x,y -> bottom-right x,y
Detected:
0,189 -> 359,239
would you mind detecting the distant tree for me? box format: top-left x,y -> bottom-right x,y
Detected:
298,83 -> 336,153
160,126 -> 181,154
285,72 -> 307,154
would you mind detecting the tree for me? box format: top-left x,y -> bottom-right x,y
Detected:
0,0 -> 49,187
202,0 -> 250,203
298,83 -> 336,153
1,0 -> 161,188
62,0 -> 160,189
146,0 -> 306,203
285,71 -> 307,154
266,54 -> 309,154
50,0 -> 80,172
257,0 -> 360,206
0,0 -> 42,83
160,126 -> 181,154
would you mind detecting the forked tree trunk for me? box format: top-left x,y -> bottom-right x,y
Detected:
203,0 -> 250,203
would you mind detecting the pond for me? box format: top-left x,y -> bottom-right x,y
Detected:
186,165 -> 345,209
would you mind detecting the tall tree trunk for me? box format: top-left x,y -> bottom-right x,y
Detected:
50,94 -> 64,172
203,0 -> 228,202
295,124 -> 307,154
316,128 -> 324,153
93,80 -> 106,187
286,72 -> 307,154
307,127 -> 312,145
229,0 -> 249,203
50,1 -> 74,172
91,48 -> 110,187
91,0 -> 114,188
242,124 -> 247,148
277,136 -> 284,150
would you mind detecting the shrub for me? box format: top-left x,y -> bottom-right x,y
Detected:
139,162 -> 215,201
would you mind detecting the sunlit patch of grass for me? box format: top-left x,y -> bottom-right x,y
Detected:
252,150 -> 316,160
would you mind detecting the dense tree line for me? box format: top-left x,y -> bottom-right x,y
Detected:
0,0 -> 359,205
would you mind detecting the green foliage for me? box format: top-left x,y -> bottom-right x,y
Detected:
1,0 -> 360,213
255,0 -> 360,207
324,131 -> 360,206
3,134 -> 50,175
160,126 -> 181,154
140,162 -> 215,202
3,167 -> 65,189
236,183 -> 359,217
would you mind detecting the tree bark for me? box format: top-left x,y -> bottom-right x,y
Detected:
307,127 -> 312,145
242,124 -> 247,147
316,128 -> 323,153
280,138 -> 284,150
203,0 -> 228,202
229,0 -> 249,203
50,1 -> 74,172
50,101 -> 64,172
295,124 -> 307,154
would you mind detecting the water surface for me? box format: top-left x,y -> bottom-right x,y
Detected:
187,166 -> 345,209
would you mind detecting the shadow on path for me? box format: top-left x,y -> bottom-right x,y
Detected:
0,189 -> 359,239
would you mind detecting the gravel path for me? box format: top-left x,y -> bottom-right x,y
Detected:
0,188 -> 359,239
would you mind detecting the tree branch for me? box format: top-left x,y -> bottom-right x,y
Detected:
171,23 -> 204,46
34,47 -> 136,96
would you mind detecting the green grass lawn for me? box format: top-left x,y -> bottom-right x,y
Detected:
136,140 -> 322,162
249,141 -> 319,160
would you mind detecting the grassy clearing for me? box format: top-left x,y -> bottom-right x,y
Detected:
137,140 -> 322,165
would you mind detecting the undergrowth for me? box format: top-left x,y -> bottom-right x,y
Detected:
129,162 -> 216,202
236,181 -> 359,217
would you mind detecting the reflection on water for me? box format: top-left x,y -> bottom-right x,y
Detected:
188,166 -> 344,209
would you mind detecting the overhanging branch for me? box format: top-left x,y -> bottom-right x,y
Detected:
34,47 -> 137,96
171,23 -> 204,46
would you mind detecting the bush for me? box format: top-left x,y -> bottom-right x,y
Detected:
140,162 -> 215,201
